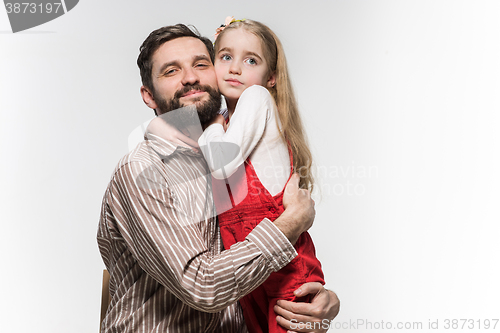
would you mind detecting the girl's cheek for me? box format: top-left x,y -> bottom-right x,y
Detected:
214,64 -> 224,79
216,77 -> 228,94
217,78 -> 225,91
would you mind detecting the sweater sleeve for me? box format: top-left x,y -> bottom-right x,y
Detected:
198,85 -> 277,179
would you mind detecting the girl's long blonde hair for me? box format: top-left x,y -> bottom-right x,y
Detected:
214,19 -> 314,191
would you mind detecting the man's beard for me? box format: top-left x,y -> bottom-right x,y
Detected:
153,84 -> 222,126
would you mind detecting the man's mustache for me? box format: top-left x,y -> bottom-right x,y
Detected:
174,84 -> 214,100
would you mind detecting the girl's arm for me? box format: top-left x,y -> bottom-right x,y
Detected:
198,85 -> 276,179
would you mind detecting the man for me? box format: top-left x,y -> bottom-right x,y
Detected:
98,24 -> 339,332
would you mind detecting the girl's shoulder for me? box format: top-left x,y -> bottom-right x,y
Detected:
236,85 -> 277,118
239,85 -> 273,102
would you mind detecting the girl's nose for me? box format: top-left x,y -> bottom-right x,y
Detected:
229,62 -> 241,75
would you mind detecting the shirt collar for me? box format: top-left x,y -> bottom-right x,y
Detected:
145,133 -> 203,159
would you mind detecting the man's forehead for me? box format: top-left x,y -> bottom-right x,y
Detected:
152,37 -> 210,70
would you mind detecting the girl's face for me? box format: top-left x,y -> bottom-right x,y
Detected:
214,28 -> 275,103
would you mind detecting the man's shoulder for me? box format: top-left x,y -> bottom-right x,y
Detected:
109,141 -> 148,174
118,140 -> 155,167
105,140 -> 166,188
108,135 -> 192,186
105,136 -> 206,194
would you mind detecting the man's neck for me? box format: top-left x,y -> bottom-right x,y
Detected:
181,124 -> 203,142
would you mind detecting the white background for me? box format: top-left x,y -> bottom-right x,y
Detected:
1,1 -> 499,332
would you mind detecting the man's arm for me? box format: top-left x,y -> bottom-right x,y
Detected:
108,161 -> 313,312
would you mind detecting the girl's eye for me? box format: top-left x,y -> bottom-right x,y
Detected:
245,58 -> 257,65
221,54 -> 232,61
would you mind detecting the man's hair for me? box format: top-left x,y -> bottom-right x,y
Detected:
137,24 -> 215,92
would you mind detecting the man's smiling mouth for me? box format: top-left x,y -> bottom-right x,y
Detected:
182,90 -> 205,98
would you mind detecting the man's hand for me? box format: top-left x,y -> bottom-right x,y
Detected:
273,173 -> 315,244
274,282 -> 340,332
146,116 -> 200,151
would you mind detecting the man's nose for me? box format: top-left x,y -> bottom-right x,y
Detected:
181,67 -> 200,85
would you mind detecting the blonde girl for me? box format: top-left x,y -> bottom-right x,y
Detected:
197,18 -> 325,333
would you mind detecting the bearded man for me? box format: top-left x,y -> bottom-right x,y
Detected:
97,24 -> 339,333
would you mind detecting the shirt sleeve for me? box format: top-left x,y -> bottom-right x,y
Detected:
198,85 -> 276,179
109,160 -> 297,313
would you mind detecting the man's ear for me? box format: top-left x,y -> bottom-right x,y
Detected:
140,85 -> 158,110
266,72 -> 276,89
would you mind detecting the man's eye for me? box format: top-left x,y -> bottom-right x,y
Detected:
164,69 -> 176,76
221,54 -> 232,61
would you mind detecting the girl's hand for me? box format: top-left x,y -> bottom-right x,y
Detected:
207,114 -> 228,131
146,117 -> 200,151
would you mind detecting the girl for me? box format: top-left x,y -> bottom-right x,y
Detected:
150,18 -> 325,333
206,19 -> 325,333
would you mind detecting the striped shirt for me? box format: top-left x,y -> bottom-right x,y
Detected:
97,134 -> 297,332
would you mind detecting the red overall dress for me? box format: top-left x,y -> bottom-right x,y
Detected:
211,150 -> 325,333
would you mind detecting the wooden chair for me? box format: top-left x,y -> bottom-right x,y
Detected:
100,270 -> 111,332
